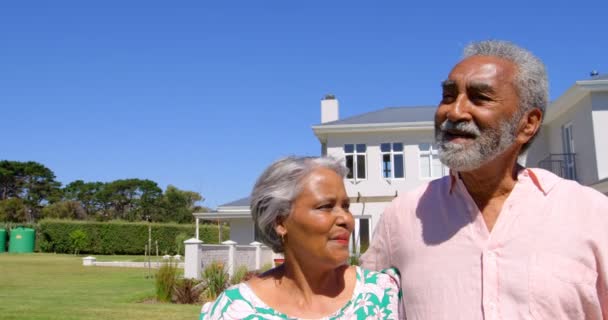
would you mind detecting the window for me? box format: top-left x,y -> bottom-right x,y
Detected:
419,143 -> 448,178
344,144 -> 366,180
380,143 -> 405,179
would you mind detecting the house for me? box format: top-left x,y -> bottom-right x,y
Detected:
311,97 -> 447,254
526,74 -> 608,195
192,74 -> 608,252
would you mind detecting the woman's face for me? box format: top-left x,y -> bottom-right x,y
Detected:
280,167 -> 354,268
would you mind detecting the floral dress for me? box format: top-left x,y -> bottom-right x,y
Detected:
199,267 -> 402,320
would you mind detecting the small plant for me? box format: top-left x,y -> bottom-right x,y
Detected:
201,261 -> 229,301
174,232 -> 189,255
155,260 -> 178,302
69,229 -> 88,255
348,254 -> 361,266
259,262 -> 273,273
230,265 -> 249,284
173,278 -> 203,304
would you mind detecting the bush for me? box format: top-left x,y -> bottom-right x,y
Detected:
173,278 -> 204,304
37,219 -> 229,255
69,229 -> 88,255
155,260 -> 178,302
174,232 -> 189,255
230,265 -> 249,284
201,261 -> 229,301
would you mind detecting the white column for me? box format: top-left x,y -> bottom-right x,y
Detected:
195,218 -> 200,240
184,238 -> 203,279
82,256 -> 96,266
354,218 -> 361,255
250,241 -> 262,270
222,240 -> 237,278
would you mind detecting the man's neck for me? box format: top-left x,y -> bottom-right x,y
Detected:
458,149 -> 523,230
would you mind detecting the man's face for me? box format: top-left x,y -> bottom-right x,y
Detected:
434,55 -> 523,172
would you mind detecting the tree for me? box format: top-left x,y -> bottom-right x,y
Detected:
0,161 -> 62,221
0,198 -> 27,222
41,201 -> 87,220
158,185 -> 203,223
63,180 -> 104,216
96,179 -> 162,221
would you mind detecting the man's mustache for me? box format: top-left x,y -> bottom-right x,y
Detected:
438,120 -> 481,138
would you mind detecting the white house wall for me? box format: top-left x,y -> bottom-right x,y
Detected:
326,129 -> 436,197
230,218 -> 255,244
544,95 -> 598,185
592,92 -> 608,181
325,129 -> 438,235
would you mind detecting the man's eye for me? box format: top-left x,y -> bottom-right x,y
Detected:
441,93 -> 455,102
317,204 -> 333,211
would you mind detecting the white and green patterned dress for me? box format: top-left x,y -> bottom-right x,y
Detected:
199,267 -> 402,320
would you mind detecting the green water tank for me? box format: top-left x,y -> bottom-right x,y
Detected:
8,227 -> 35,253
0,229 -> 6,253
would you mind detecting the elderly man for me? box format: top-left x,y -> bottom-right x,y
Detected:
361,40 -> 608,319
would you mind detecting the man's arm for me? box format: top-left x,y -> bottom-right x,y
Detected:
360,202 -> 394,271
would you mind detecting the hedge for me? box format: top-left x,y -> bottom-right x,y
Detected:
33,219 -> 230,255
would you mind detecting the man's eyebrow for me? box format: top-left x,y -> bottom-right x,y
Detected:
441,80 -> 456,89
467,81 -> 496,94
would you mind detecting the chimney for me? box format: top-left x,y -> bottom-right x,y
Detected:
321,94 -> 339,123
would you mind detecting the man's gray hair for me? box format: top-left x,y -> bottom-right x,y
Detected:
464,40 -> 548,151
250,156 -> 348,253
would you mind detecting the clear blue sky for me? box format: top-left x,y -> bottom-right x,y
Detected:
1,1 -> 607,208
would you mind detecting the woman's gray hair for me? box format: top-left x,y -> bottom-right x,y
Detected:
464,40 -> 548,151
250,156 -> 348,253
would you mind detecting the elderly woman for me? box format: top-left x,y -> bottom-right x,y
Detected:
200,156 -> 402,319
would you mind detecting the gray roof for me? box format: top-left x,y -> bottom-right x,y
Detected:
590,74 -> 608,80
219,196 -> 250,208
318,106 -> 436,126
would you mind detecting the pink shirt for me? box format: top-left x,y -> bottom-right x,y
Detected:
361,168 -> 608,320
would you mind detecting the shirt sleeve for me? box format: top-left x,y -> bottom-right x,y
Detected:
360,201 -> 394,271
593,195 -> 608,319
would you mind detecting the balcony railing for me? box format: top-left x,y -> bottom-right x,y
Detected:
537,153 -> 577,181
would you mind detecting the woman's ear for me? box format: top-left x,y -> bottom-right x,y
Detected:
274,215 -> 287,236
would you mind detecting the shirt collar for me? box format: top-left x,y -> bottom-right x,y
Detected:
448,167 -> 550,195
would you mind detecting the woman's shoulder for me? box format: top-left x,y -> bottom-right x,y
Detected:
357,266 -> 401,287
199,283 -> 263,319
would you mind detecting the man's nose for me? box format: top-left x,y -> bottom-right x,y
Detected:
445,94 -> 473,122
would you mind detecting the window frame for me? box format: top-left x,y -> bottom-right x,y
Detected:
344,143 -> 367,181
418,143 -> 449,179
380,142 -> 405,180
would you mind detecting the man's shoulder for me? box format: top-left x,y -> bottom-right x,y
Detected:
382,176 -> 452,217
528,168 -> 608,208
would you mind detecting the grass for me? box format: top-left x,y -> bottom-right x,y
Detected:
0,253 -> 200,320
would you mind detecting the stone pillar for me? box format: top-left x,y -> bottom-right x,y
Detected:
82,256 -> 96,266
222,240 -> 237,278
250,241 -> 262,270
184,238 -> 203,279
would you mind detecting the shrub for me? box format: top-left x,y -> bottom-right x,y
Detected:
69,229 -> 88,255
173,278 -> 204,304
259,262 -> 273,273
201,261 -> 229,301
174,232 -> 189,255
155,260 -> 178,302
230,265 -> 249,284
37,219 -> 229,254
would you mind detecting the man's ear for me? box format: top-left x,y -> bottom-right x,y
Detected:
517,108 -> 542,145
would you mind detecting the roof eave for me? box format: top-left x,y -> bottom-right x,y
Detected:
312,121 -> 435,136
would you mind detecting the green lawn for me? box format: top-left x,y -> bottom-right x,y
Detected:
0,253 -> 200,320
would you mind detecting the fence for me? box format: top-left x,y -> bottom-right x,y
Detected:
184,238 -> 275,279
